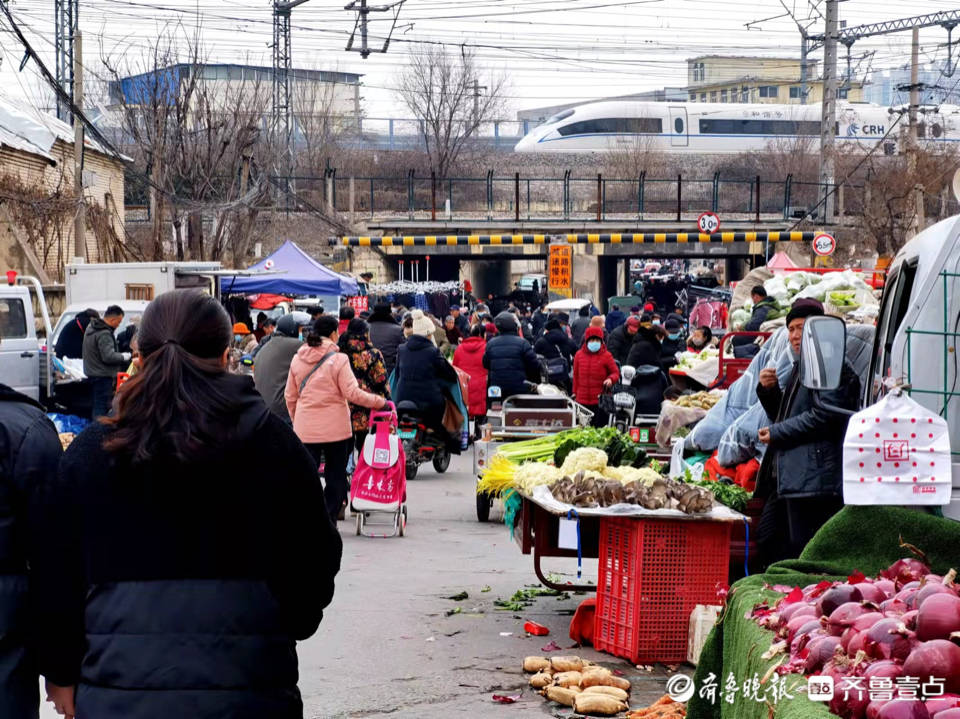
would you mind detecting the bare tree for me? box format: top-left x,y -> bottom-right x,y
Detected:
101,26 -> 271,264
846,145 -> 960,257
396,46 -> 508,179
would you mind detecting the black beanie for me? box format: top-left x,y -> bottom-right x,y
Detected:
785,298 -> 825,325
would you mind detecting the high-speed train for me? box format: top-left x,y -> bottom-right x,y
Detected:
513,100 -> 960,154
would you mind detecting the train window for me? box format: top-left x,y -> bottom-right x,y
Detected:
675,118 -> 684,134
789,86 -> 801,99
544,109 -> 575,125
932,123 -> 943,138
838,88 -> 848,99
556,118 -> 663,136
699,118 -> 821,136
917,122 -> 926,139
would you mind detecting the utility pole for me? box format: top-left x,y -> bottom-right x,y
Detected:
73,30 -> 86,260
54,0 -> 78,122
472,78 -> 487,122
272,0 -> 311,210
908,27 -> 924,237
818,0 -> 839,223
799,34 -> 810,105
344,1 -> 405,58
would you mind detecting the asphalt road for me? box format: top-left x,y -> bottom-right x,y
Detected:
41,452 -> 685,718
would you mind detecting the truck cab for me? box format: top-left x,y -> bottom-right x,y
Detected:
0,283 -> 39,400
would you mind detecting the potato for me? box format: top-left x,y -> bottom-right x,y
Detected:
581,667 -> 613,687
553,670 -> 583,688
550,655 -> 584,672
523,656 -> 551,673
529,671 -> 554,689
583,685 -> 629,701
544,685 -> 580,707
588,674 -> 631,691
573,693 -> 628,715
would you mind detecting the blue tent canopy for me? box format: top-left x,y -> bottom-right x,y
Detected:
221,240 -> 358,296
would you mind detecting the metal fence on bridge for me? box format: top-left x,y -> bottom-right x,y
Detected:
285,171 -> 888,224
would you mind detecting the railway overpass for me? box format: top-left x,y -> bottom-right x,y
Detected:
328,225 -> 826,304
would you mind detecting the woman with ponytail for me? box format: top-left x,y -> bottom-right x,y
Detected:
31,289 -> 342,719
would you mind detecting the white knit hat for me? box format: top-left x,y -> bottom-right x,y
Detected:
410,310 -> 436,339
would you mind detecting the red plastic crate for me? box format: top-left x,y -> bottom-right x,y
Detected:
593,517 -> 731,664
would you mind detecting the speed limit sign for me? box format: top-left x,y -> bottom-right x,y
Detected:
697,212 -> 721,234
812,233 -> 836,256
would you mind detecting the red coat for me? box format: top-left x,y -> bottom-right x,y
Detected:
453,336 -> 488,417
572,344 -> 619,406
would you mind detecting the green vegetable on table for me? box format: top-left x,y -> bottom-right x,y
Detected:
685,479 -> 751,513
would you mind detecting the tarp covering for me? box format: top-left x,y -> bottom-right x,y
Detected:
221,241 -> 358,297
767,251 -> 800,271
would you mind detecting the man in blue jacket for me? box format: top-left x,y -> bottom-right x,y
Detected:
482,312 -> 540,399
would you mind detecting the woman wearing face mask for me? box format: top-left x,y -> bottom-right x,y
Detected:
659,318 -> 685,370
572,326 -> 619,427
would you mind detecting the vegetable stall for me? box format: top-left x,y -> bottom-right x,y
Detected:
476,426 -> 747,668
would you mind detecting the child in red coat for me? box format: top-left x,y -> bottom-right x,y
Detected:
573,326 -> 619,427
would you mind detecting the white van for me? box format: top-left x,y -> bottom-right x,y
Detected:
801,214 -> 960,520
0,283 -> 40,400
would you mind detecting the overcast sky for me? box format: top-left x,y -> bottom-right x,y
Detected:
1,0 -> 959,121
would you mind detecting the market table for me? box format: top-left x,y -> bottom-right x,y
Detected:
512,492 -> 601,592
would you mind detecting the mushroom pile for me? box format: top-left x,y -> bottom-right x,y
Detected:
548,472 -> 715,514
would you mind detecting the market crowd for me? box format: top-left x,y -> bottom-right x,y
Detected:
0,279 -> 858,719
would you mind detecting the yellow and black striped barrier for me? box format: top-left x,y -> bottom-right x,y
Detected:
334,231 -> 816,246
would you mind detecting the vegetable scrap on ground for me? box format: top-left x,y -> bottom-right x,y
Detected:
746,542 -> 960,719
523,654 -> 633,715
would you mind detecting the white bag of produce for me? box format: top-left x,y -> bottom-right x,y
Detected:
843,389 -> 952,506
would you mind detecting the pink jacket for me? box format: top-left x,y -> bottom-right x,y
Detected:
285,339 -> 384,443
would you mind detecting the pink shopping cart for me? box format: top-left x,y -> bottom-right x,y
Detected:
350,402 -> 408,537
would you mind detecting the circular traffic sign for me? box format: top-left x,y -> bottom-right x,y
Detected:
812,233 -> 836,257
697,212 -> 721,234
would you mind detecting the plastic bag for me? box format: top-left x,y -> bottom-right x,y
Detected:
686,328 -> 792,452
843,389 -> 952,506
716,402 -> 773,467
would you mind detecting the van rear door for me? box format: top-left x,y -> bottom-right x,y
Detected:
0,290 -> 39,399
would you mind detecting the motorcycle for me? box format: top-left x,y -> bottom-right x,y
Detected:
395,400 -> 451,481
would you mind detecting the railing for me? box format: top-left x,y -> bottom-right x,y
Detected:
276,172 -> 872,224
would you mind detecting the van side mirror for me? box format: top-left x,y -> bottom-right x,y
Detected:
800,315 -> 847,391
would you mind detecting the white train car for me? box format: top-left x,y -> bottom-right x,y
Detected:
513,100 -> 960,154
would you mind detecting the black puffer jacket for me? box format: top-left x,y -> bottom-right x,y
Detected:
626,326 -> 663,368
534,329 -> 577,364
393,335 -> 457,412
607,325 -> 637,366
757,361 -> 860,498
0,384 -> 61,718
367,313 -> 405,375
30,374 -> 341,719
483,334 -> 540,398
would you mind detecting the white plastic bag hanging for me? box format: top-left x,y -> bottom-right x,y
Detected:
843,390 -> 952,506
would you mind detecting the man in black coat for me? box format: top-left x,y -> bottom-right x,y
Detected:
367,303 -> 405,375
54,309 -> 96,360
483,312 -> 540,399
755,299 -> 860,568
607,316 -> 641,366
605,304 -> 626,333
0,383 -> 62,718
626,318 -> 664,368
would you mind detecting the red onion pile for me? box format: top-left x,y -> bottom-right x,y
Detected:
749,561 -> 960,719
